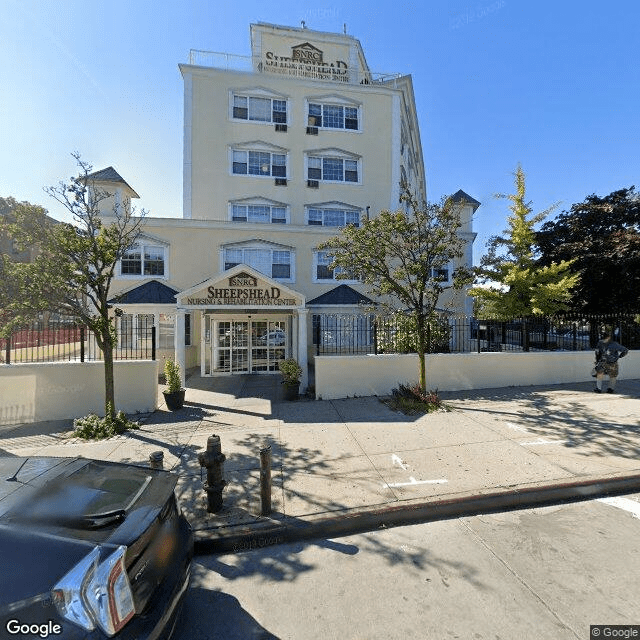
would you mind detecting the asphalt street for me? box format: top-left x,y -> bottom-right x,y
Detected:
183,492 -> 640,640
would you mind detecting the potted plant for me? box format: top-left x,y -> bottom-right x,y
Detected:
278,358 -> 302,401
163,359 -> 185,410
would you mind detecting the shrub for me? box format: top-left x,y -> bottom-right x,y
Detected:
377,313 -> 451,354
73,403 -> 139,440
164,359 -> 182,393
386,383 -> 448,415
278,358 -> 302,386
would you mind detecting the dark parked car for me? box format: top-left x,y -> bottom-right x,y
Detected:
0,456 -> 193,639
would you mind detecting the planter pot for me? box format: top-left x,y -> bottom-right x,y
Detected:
163,389 -> 185,411
282,383 -> 300,401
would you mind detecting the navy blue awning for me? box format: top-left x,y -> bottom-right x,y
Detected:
109,280 -> 178,304
307,284 -> 373,306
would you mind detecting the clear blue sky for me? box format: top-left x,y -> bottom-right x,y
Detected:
1,0 -> 638,258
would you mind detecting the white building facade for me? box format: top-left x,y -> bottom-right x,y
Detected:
104,22 -> 478,390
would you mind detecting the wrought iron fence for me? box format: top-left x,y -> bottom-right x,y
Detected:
313,313 -> 640,355
1,319 -> 156,364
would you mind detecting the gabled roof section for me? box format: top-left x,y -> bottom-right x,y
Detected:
451,190 -> 481,210
307,93 -> 361,106
307,284 -> 373,306
232,140 -> 288,153
85,167 -> 140,198
232,86 -> 289,99
306,147 -> 361,159
109,280 -> 178,305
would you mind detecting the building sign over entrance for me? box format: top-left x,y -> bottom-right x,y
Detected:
262,41 -> 348,82
182,271 -> 299,307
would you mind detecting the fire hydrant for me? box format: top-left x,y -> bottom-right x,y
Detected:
197,434 -> 227,513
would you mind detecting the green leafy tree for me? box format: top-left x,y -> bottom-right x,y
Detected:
4,154 -> 146,418
470,165 -> 579,318
536,187 -> 640,313
318,187 -> 472,393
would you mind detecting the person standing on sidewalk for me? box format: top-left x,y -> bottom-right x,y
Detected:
593,328 -> 629,393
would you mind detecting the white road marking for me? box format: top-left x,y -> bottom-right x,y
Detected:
507,422 -> 528,433
387,477 -> 448,488
597,496 -> 640,519
521,438 -> 568,446
391,454 -> 408,470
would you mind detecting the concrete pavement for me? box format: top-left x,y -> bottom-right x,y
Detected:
2,374 -> 640,554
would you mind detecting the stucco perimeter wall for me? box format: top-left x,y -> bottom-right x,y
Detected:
314,351 -> 640,400
0,361 -> 159,425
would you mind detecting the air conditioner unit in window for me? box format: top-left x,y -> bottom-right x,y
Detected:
275,178 -> 287,186
307,179 -> 319,188
275,123 -> 288,132
306,126 -> 319,135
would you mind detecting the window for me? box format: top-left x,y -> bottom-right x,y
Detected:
432,266 -> 451,282
121,243 -> 165,277
184,313 -> 191,347
232,150 -> 287,177
158,313 -> 175,349
308,103 -> 359,130
224,247 -> 292,280
233,95 -> 287,124
307,208 -> 360,227
232,204 -> 287,224
307,155 -> 359,183
314,250 -> 357,282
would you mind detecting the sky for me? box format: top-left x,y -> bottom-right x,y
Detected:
1,0 -> 638,260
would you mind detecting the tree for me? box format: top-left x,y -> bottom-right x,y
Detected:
4,154 -> 146,418
536,187 -> 640,313
470,165 -> 579,318
318,187 -> 473,393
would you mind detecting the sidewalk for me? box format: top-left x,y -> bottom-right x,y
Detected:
2,375 -> 640,554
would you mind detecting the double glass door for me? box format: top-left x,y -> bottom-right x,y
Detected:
211,317 -> 287,374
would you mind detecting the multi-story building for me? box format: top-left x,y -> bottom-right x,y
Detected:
104,22 -> 478,389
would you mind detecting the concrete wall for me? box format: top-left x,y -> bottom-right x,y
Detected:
0,360 -> 158,425
314,351 -> 640,400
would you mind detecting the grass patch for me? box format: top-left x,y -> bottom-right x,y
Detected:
383,383 -> 450,415
73,404 -> 140,440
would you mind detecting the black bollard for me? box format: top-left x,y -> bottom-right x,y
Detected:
260,445 -> 272,516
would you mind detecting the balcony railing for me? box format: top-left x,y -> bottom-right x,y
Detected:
187,50 -> 402,85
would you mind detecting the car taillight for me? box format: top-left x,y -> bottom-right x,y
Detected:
52,545 -> 135,637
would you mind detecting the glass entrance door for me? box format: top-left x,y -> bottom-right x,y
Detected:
214,321 -> 249,373
211,317 -> 288,374
251,320 -> 287,372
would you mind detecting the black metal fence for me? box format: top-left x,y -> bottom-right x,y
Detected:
313,313 -> 640,355
1,319 -> 156,364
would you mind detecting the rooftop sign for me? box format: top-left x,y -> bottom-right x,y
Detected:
262,41 -> 349,82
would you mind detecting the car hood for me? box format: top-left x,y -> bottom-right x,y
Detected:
0,456 -> 178,609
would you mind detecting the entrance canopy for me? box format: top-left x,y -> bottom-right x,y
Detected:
173,266 -> 308,388
176,265 -> 305,310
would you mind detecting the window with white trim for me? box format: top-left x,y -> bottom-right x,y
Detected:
232,203 -> 287,224
224,247 -> 292,281
120,243 -> 166,277
313,250 -> 358,282
233,94 -> 287,123
307,208 -> 360,227
432,266 -> 451,283
308,103 -> 359,130
307,156 -> 359,183
232,149 -> 287,177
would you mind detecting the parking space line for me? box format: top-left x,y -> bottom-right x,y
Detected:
386,477 -> 448,488
597,496 -> 640,519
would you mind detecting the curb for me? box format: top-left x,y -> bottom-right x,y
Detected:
192,472 -> 640,555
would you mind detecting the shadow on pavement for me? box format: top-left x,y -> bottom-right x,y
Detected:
180,588 -> 280,640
